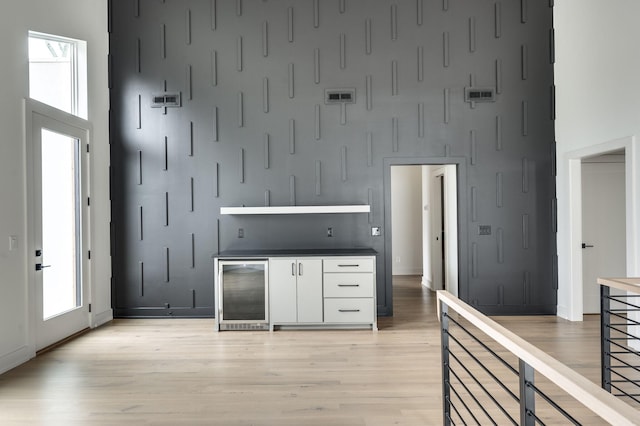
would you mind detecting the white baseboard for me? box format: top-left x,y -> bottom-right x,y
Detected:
0,345 -> 34,375
421,276 -> 434,290
556,304 -> 569,320
91,309 -> 113,328
392,268 -> 423,276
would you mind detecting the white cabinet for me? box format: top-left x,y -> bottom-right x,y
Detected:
269,258 -> 323,326
322,257 -> 376,329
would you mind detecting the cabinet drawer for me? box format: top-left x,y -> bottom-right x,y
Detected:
323,257 -> 374,273
324,298 -> 374,323
323,273 -> 373,298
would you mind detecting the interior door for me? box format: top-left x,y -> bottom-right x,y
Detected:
581,161 -> 626,314
431,173 -> 444,290
30,110 -> 90,350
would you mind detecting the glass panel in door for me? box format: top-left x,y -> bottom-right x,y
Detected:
40,128 -> 81,319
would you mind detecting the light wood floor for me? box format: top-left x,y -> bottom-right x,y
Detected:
0,277 -> 607,425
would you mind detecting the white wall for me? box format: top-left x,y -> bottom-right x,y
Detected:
391,166 -> 423,276
0,0 -> 109,374
555,0 -> 640,319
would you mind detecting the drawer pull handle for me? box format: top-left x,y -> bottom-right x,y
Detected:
339,309 -> 361,313
338,284 -> 360,287
338,264 -> 360,267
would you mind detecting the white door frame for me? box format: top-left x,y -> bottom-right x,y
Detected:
24,98 -> 93,352
562,136 -> 638,321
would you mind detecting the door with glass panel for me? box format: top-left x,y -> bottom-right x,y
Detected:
31,111 -> 90,350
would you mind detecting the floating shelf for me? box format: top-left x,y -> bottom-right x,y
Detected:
220,205 -> 371,215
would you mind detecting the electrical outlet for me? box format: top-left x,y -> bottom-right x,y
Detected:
327,227 -> 333,237
238,228 -> 244,238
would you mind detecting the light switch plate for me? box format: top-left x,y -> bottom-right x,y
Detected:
371,227 -> 381,236
9,235 -> 18,251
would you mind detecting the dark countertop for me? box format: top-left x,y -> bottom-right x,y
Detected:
214,248 -> 377,258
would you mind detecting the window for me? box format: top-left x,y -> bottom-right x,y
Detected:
28,32 -> 87,119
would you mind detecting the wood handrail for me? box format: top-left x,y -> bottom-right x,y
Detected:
436,290 -> 640,426
597,277 -> 640,294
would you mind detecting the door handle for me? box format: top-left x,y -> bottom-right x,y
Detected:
298,262 -> 303,276
291,263 -> 296,276
581,243 -> 594,249
35,264 -> 51,271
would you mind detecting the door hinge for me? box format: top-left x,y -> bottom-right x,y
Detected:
88,197 -> 91,206
88,303 -> 92,313
86,144 -> 90,153
88,250 -> 91,259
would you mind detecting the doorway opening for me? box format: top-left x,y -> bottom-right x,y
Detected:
385,160 -> 462,316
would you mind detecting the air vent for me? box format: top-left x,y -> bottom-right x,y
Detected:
151,92 -> 182,108
478,225 -> 492,235
464,87 -> 496,103
219,323 -> 269,331
325,88 -> 356,104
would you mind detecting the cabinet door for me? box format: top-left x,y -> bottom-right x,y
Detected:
296,258 -> 323,323
269,258 -> 297,323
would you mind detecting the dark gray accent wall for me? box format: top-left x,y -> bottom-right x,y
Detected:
109,0 -> 556,317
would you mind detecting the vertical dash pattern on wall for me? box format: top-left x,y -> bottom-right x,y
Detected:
417,47 -> 424,81
215,219 -> 220,253
211,51 -> 217,86
236,0 -> 242,16
339,0 -> 345,13
472,242 -> 478,277
417,0 -> 423,25
495,59 -> 503,94
340,103 -> 347,125
314,48 -> 320,83
134,0 -> 140,17
236,37 -> 243,71
549,29 -> 555,63
341,146 -> 347,181
191,289 -> 196,308
239,148 -> 245,183
186,9 -> 192,45
263,78 -> 269,113
263,133 -> 270,169
551,197 -> 557,233
238,92 -> 244,127
262,21 -> 269,57
391,61 -> 398,95
137,150 -> 143,184
339,34 -> 346,69
139,205 -> 144,240
315,105 -> 321,140
137,94 -> 142,129
210,0 -> 217,30
139,261 -> 144,297
189,177 -> 194,212
443,0 -> 449,11
366,132 -> 373,166
212,106 -> 218,141
135,38 -> 141,73
550,141 -> 557,176
497,228 -> 504,263
390,5 -> 398,41
313,0 -> 319,28
521,0 -> 528,23
470,130 -> 477,165
522,214 -> 530,249
444,89 -> 450,123
496,172 -> 503,207
471,186 -> 478,221
190,233 -> 195,268
365,19 -> 372,55
289,175 -> 296,205
443,32 -> 450,67
164,247 -> 170,282
495,115 -> 502,150
186,65 -> 192,100
392,117 -> 398,152
521,44 -> 528,80
213,162 -> 219,197
288,63 -> 294,98
418,103 -> 424,137
165,192 -> 169,226
188,121 -> 194,156
495,2 -> 501,38
550,85 -> 556,120
163,136 -> 168,170
289,119 -> 295,154
522,158 -> 529,193
161,24 -> 166,58
315,160 -> 321,195
287,7 -> 294,42
264,190 -> 270,206
469,17 -> 476,52
523,271 -> 531,305
366,75 -> 372,110
522,100 -> 528,136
